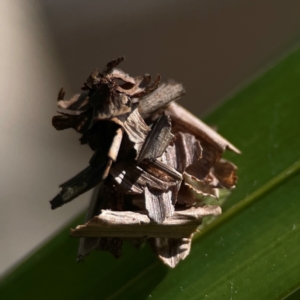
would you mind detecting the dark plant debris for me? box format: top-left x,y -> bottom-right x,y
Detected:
50,57 -> 239,268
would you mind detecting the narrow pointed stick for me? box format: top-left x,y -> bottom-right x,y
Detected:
166,103 -> 241,154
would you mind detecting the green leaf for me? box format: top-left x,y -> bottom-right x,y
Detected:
2,47 -> 300,300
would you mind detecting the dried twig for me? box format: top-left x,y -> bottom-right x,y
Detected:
71,206 -> 221,238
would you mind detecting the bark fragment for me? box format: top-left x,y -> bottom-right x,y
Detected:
152,238 -> 192,268
138,114 -> 174,163
166,103 -> 241,154
139,80 -> 186,120
71,206 -> 221,238
144,185 -> 174,224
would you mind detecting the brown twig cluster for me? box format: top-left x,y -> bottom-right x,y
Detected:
51,57 -> 240,267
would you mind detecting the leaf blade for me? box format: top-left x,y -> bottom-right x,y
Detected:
2,47 -> 300,299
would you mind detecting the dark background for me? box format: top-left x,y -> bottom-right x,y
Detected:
43,0 -> 300,114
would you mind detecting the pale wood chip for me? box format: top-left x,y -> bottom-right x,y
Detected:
166,103 -> 241,154
57,90 -> 89,111
172,132 -> 203,173
153,237 -> 192,268
132,74 -> 161,98
112,107 -> 151,156
139,80 -> 186,119
114,74 -> 144,95
144,186 -> 174,224
93,91 -> 132,120
185,141 -> 221,181
181,175 -> 220,203
108,68 -> 136,84
70,206 -> 221,239
138,114 -> 174,163
103,57 -> 125,74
